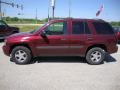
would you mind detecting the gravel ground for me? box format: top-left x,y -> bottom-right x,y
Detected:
0,42 -> 120,90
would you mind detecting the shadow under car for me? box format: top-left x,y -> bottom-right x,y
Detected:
29,54 -> 116,64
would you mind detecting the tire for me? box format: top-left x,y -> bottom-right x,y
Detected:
11,46 -> 32,65
86,47 -> 105,65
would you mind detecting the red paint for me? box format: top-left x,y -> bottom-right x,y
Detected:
2,18 -> 118,57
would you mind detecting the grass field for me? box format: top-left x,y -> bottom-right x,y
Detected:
13,25 -> 40,32
12,24 -> 62,32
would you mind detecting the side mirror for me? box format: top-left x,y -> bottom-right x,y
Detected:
41,31 -> 47,38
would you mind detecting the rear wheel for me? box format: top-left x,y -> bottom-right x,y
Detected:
11,46 -> 32,65
86,47 -> 105,65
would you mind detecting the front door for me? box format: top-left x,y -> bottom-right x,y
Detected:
35,20 -> 70,56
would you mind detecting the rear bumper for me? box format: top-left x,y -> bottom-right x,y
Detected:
2,45 -> 10,56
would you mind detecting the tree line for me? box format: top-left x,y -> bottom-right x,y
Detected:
2,16 -> 120,26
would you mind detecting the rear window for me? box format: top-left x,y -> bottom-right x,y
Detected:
93,22 -> 114,34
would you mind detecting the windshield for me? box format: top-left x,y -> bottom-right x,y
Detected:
30,22 -> 49,33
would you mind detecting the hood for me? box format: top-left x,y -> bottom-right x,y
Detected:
6,32 -> 31,39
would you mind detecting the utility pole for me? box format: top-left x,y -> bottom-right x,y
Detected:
0,0 -> 2,20
51,0 -> 55,19
0,0 -> 23,20
69,0 -> 71,18
52,6 -> 55,19
35,8 -> 38,24
48,0 -> 50,22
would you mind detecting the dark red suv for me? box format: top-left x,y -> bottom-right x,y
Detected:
2,18 -> 118,65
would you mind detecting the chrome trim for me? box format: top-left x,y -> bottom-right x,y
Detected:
70,46 -> 84,48
36,46 -> 69,49
36,46 -> 84,49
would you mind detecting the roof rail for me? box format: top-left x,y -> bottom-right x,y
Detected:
92,18 -> 105,21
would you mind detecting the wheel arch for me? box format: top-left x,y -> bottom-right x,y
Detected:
10,43 -> 32,56
86,44 -> 107,55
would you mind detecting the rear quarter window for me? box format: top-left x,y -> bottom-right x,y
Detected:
93,22 -> 114,34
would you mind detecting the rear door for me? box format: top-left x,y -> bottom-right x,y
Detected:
69,20 -> 91,56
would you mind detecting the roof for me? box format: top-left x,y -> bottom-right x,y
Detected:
50,18 -> 105,22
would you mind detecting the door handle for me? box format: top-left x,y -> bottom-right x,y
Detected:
87,37 -> 93,40
61,38 -> 66,41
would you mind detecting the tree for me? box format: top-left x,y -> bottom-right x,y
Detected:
6,16 -> 11,21
11,17 -> 19,21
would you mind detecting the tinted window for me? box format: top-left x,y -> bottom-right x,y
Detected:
72,21 -> 91,34
93,22 -> 114,34
72,22 -> 84,34
85,22 -> 91,34
45,22 -> 67,35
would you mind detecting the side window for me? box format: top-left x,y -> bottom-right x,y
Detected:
84,22 -> 91,34
93,22 -> 114,34
72,21 -> 91,34
72,21 -> 84,34
45,22 -> 67,35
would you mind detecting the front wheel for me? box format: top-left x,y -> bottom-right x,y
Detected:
86,47 -> 105,65
11,46 -> 32,65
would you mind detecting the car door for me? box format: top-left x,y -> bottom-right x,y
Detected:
69,20 -> 91,56
35,20 -> 70,56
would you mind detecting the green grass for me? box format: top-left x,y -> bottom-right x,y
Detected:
12,25 -> 62,32
13,25 -> 40,32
